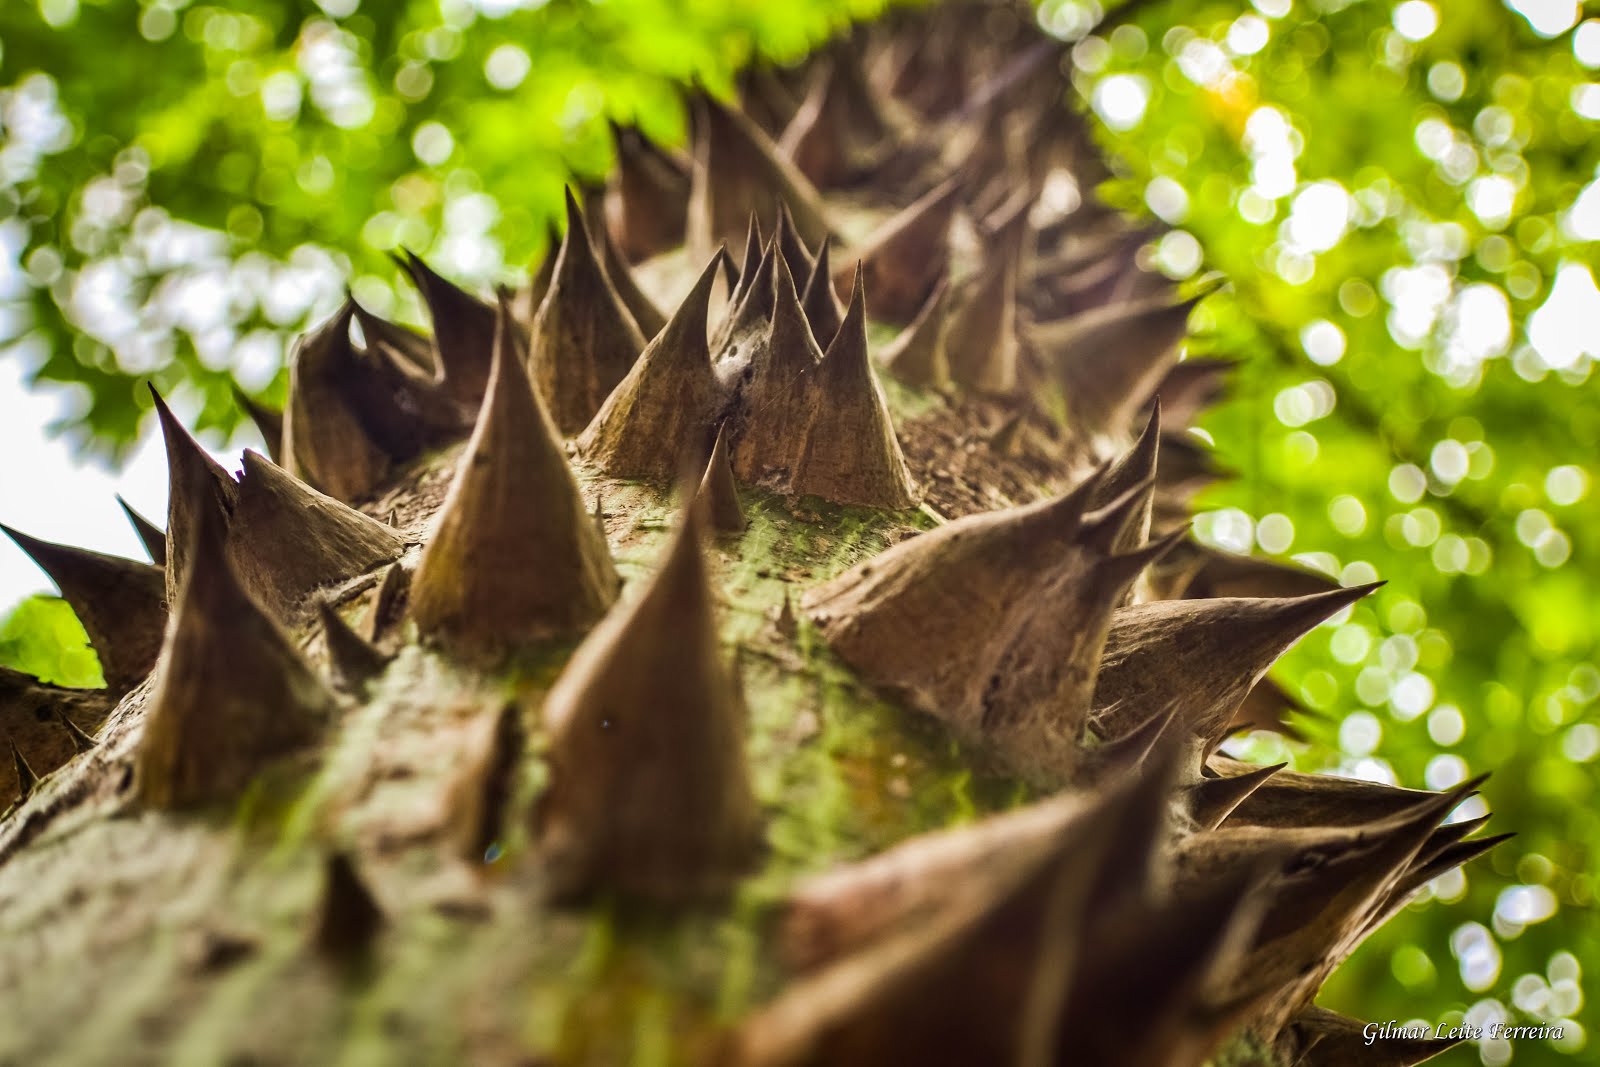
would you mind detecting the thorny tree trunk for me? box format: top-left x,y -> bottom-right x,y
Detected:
0,4 -> 1502,1065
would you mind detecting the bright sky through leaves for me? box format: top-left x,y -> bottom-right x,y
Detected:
0,1 -> 1596,1061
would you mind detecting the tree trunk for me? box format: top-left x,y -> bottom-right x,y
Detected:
0,5 -> 1497,1065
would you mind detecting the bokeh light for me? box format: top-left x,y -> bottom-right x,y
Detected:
0,0 -> 1594,1062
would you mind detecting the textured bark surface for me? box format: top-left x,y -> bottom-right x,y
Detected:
0,5 -> 1500,1066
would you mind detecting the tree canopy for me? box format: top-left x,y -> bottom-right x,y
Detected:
1,1 -> 1595,1062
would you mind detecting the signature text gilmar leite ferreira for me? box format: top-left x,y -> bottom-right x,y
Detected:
1363,1020 -> 1565,1045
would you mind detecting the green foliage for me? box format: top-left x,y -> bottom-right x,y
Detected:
1,0 -> 1597,1061
0,593 -> 104,687
0,0 -> 888,456
1078,0 -> 1598,1060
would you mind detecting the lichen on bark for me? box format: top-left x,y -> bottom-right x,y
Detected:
0,5 -> 1503,1066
